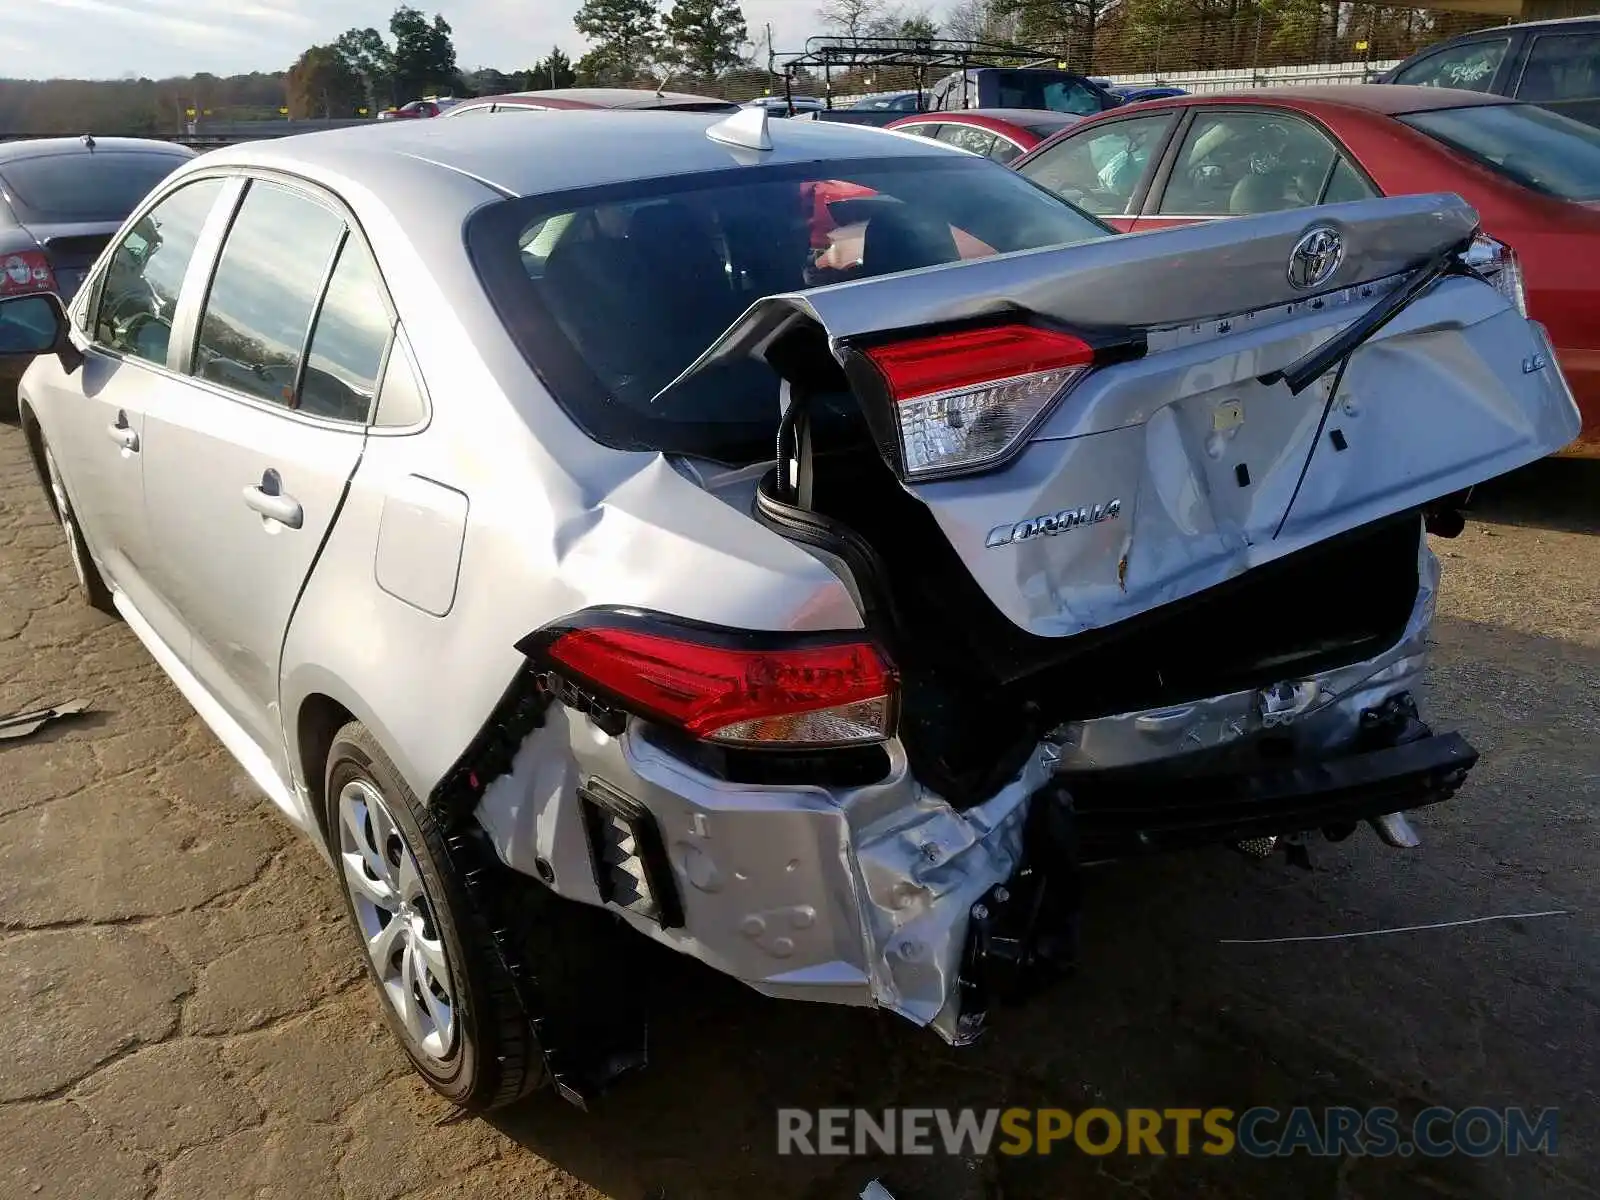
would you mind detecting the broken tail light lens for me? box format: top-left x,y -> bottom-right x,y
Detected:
861,324 -> 1096,480
0,250 -> 56,296
532,618 -> 897,748
1460,234 -> 1526,317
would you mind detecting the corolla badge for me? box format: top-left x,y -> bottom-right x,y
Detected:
1287,226 -> 1344,291
986,499 -> 1121,548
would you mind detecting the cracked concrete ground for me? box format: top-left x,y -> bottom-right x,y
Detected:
0,413 -> 1595,1200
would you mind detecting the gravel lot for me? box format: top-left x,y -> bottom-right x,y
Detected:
0,416 -> 1595,1200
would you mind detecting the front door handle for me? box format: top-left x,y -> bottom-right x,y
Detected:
242,468 -> 304,530
105,415 -> 139,452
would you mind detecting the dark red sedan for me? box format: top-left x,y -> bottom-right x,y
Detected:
885,109 -> 1088,165
1012,85 -> 1600,456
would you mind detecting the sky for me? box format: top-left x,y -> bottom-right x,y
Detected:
0,0 -> 947,81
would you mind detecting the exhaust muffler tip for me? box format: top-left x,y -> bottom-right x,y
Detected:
1369,812 -> 1422,849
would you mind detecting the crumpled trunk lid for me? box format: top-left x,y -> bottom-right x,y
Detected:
668,193 -> 1582,641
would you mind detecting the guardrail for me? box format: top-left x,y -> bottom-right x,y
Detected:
0,117 -> 375,148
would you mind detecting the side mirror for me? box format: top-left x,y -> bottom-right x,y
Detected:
0,291 -> 81,373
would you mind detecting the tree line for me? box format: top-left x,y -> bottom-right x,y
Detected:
0,0 -> 1497,134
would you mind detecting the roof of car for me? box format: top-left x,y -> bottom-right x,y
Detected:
0,136 -> 195,163
478,87 -> 736,110
196,109 -> 959,201
1118,84 -> 1521,117
929,108 -> 1085,126
1448,13 -> 1598,31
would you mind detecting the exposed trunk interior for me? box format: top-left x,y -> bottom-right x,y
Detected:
753,367 -> 1423,810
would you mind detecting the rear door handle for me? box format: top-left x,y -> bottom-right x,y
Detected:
242,468 -> 304,530
106,414 -> 139,452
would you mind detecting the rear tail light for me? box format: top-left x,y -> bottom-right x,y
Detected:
1460,234 -> 1526,317
858,324 -> 1097,480
0,251 -> 56,296
522,613 -> 897,748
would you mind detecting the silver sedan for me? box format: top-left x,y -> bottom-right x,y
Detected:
0,107 -> 1578,1111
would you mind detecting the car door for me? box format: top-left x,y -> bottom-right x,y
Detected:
1513,28 -> 1600,129
139,175 -> 393,783
1014,113 -> 1177,232
1136,108 -> 1372,232
36,175 -> 231,642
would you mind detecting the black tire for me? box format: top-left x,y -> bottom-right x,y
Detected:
39,438 -> 116,616
324,721 -> 546,1110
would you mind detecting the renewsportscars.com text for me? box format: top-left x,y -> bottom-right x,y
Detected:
777,1106 -> 1558,1158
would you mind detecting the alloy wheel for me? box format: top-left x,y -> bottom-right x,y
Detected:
337,779 -> 457,1062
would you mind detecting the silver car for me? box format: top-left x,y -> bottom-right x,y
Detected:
0,107 -> 1579,1112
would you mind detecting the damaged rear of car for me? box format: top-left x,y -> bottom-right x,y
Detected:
457,124 -> 1578,1076
23,109 -> 1572,1116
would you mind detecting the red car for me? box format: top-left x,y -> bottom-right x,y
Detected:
1012,85 -> 1600,456
377,98 -> 461,120
885,109 -> 1088,165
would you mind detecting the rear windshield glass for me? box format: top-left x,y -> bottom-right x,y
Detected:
0,151 -> 190,222
1399,103 -> 1600,201
468,155 -> 1112,464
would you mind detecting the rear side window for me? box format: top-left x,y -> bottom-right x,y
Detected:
1515,32 -> 1600,103
468,156 -> 1111,463
937,125 -> 998,156
0,151 -> 191,222
301,235 -> 393,422
1392,39 -> 1509,91
1158,111 -> 1339,216
93,177 -> 225,367
193,181 -> 345,408
1322,157 -> 1378,203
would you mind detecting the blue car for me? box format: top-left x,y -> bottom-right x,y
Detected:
1110,85 -> 1190,103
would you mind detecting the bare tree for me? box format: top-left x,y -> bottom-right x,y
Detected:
816,0 -> 892,44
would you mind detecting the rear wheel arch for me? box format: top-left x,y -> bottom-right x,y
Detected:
297,691 -> 357,851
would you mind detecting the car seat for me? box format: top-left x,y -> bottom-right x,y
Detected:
1230,171 -> 1291,214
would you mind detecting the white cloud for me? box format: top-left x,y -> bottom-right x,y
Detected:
0,0 -> 947,80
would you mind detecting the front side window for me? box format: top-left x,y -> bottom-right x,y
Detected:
1400,102 -> 1600,200
1393,39 -> 1510,91
93,177 -> 226,367
894,122 -> 941,141
1158,111 -> 1338,216
1018,114 -> 1174,215
469,156 -> 1111,463
192,180 -> 345,407
1515,32 -> 1600,103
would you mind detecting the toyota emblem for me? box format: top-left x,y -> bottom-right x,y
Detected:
1287,226 -> 1344,291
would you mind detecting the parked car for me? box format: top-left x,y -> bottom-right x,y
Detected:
0,135 -> 193,409
926,66 -> 1122,115
1380,15 -> 1600,129
0,107 -> 1577,1112
379,99 -> 464,120
743,95 -> 826,116
886,108 -> 1090,163
1110,85 -> 1189,103
850,90 -> 927,113
446,88 -> 739,115
1012,85 -> 1600,455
